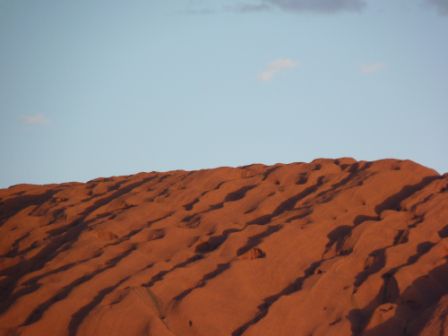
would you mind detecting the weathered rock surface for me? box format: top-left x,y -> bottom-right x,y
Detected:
0,158 -> 447,335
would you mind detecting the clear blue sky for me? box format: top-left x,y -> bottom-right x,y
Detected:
1,0 -> 447,187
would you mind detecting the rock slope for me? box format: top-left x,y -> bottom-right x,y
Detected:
0,158 -> 447,336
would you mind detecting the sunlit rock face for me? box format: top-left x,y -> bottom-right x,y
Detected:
0,158 -> 447,336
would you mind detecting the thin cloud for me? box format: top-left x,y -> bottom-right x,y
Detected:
183,8 -> 216,14
183,0 -> 218,14
427,0 -> 448,15
258,58 -> 298,81
265,0 -> 366,13
360,62 -> 385,75
20,114 -> 49,125
228,0 -> 366,13
226,3 -> 271,12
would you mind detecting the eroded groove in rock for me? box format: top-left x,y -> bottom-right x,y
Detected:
0,175 -> 156,315
143,254 -> 204,288
173,263 -> 231,302
68,275 -> 132,336
231,259 -> 326,336
23,245 -> 136,326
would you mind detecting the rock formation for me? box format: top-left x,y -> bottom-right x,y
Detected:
0,158 -> 447,335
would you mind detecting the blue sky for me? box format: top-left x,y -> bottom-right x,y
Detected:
0,0 -> 447,187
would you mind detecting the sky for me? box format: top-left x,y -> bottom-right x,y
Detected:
0,0 -> 447,187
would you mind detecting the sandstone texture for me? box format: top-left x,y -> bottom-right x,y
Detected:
0,158 -> 447,336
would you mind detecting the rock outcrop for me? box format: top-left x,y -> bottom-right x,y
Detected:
0,158 -> 447,336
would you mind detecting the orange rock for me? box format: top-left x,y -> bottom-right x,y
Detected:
0,158 -> 446,336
